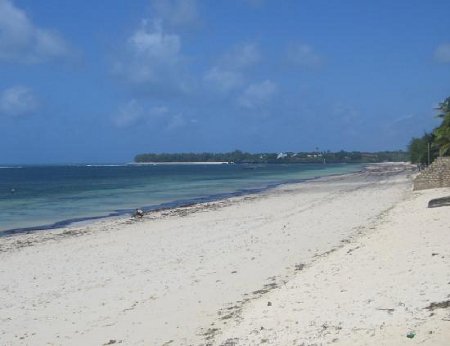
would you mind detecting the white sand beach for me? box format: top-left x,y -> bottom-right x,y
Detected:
1,164 -> 449,345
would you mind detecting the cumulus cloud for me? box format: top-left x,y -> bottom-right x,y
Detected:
434,43 -> 450,63
286,43 -> 323,68
204,43 -> 260,93
113,100 -> 191,131
238,80 -> 277,110
0,86 -> 38,116
113,100 -> 169,128
203,67 -> 244,93
113,20 -> 193,95
0,0 -> 72,64
151,0 -> 199,28
129,20 -> 181,61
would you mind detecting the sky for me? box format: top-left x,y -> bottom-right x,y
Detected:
0,0 -> 449,164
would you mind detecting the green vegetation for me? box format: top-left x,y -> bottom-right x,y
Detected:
408,133 -> 437,165
134,150 -> 408,164
137,96 -> 450,166
408,96 -> 450,164
434,97 -> 450,156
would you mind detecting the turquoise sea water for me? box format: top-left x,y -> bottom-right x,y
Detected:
0,163 -> 362,235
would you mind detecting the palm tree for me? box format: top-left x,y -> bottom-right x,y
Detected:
434,97 -> 450,156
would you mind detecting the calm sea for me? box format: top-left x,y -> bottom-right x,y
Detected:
0,163 -> 362,235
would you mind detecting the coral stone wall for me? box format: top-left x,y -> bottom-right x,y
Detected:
413,157 -> 450,191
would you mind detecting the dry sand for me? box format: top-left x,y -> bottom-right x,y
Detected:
0,163 -> 449,345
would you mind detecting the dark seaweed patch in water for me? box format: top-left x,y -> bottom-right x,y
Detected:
0,177 -> 313,237
0,163 -> 363,237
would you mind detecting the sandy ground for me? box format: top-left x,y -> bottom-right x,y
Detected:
0,163 -> 448,345
214,184 -> 450,346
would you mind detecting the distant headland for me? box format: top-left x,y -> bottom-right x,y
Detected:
134,150 -> 408,164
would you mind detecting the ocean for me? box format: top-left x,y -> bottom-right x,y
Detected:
0,163 -> 362,235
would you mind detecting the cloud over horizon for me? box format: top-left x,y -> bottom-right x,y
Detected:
238,80 -> 277,111
113,99 -> 192,132
0,86 -> 39,117
2,0 -> 448,163
113,99 -> 171,128
151,0 -> 200,28
0,0 -> 73,64
112,19 -> 194,97
203,43 -> 260,93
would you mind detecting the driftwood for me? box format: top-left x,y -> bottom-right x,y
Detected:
428,196 -> 450,208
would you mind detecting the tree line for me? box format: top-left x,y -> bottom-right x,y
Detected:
135,96 -> 450,165
134,150 -> 408,164
408,96 -> 450,165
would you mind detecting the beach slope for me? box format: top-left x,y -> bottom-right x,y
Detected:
214,186 -> 450,345
1,164 -> 448,345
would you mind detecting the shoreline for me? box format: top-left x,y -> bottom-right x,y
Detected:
130,161 -> 231,165
0,164 -> 368,237
0,168 -> 367,248
0,165 -> 450,345
0,162 -> 427,346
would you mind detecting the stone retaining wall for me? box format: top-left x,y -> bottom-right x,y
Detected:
413,157 -> 450,190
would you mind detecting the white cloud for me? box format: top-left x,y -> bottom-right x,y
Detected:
113,100 -> 190,131
113,20 -> 193,95
204,43 -> 260,93
0,0 -> 72,63
203,67 -> 244,93
151,0 -> 199,28
238,80 -> 277,110
0,86 -> 38,116
149,106 -> 170,117
113,100 -> 169,128
286,43 -> 323,67
129,20 -> 181,61
434,43 -> 450,63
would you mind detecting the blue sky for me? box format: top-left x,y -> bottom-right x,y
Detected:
0,0 -> 449,163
